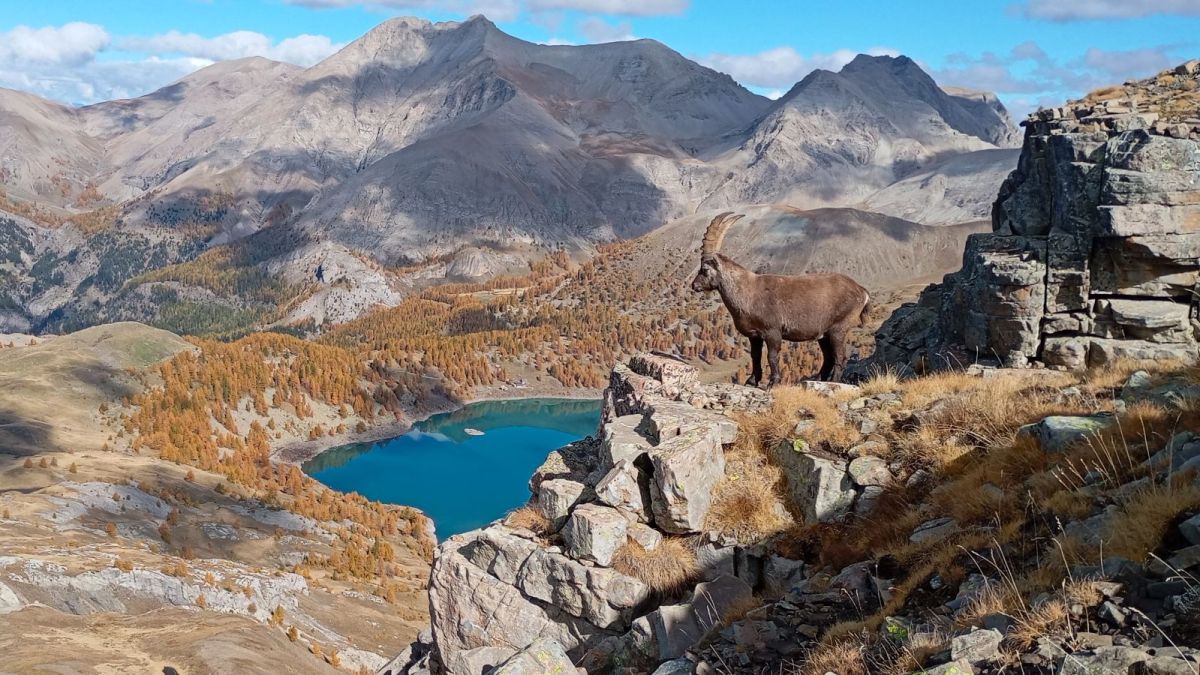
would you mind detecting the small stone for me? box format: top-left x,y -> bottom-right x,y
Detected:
951,628 -> 1003,665
1058,647 -> 1150,675
1098,600 -> 1127,626
1017,415 -> 1110,452
910,517 -> 959,543
847,456 -> 892,487
924,659 -> 974,675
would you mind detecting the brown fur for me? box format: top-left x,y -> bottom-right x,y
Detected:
692,214 -> 870,385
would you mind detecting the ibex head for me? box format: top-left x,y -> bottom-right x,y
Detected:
691,212 -> 743,292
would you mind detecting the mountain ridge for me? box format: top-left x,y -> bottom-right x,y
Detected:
0,15 -> 1018,335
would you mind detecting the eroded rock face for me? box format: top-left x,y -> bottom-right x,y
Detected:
866,68 -> 1200,374
427,354 -> 759,673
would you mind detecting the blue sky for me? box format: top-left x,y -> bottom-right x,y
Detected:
1,0 -> 1198,117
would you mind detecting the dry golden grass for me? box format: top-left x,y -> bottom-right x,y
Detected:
795,638 -> 869,675
706,438 -> 790,543
858,367 -> 902,397
1107,481 -> 1200,562
504,505 -> 552,536
719,593 -> 765,627
1009,598 -> 1070,648
611,537 -> 700,597
1078,358 -> 1185,396
737,386 -> 861,457
889,630 -> 950,674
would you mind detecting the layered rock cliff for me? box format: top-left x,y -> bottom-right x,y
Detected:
868,60 -> 1200,372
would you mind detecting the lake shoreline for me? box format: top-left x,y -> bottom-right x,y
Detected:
272,386 -> 602,467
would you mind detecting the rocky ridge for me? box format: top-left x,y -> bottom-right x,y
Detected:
868,59 -> 1200,373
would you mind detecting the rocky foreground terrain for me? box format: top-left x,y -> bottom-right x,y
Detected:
385,353 -> 1200,675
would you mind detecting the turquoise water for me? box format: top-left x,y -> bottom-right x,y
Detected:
303,398 -> 602,538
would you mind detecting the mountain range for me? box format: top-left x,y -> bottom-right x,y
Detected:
0,15 -> 1020,335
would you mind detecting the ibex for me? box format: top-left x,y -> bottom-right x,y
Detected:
691,212 -> 870,386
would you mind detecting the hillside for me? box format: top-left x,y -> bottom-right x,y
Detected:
0,15 -> 1017,336
0,322 -> 435,672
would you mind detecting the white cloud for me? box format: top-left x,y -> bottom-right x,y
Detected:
0,21 -> 343,105
578,17 -> 635,42
0,22 -> 109,67
526,0 -> 686,15
699,46 -> 899,89
1020,0 -> 1200,20
118,30 -> 344,66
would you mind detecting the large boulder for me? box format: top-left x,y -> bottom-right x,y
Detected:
770,446 -> 855,523
429,529 -> 615,666
647,424 -> 726,533
563,503 -> 628,567
593,459 -> 652,522
644,575 -> 753,660
537,479 -> 586,530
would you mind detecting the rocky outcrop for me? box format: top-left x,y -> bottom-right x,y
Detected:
868,61 -> 1200,373
418,355 -> 789,674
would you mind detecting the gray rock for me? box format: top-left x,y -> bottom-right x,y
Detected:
627,522 -> 663,551
770,447 -> 855,523
490,638 -> 575,675
537,479 -> 587,531
1122,370 -> 1154,397
762,555 -> 806,596
854,485 -> 885,515
1057,646 -> 1150,675
646,575 -> 752,660
925,659 -> 975,675
910,517 -> 959,543
1179,512 -> 1200,546
647,424 -> 726,533
594,459 -> 652,522
693,541 -> 736,581
516,545 -> 650,628
1089,339 -> 1199,368
847,456 -> 893,487
951,628 -> 1003,665
429,530 -> 613,666
1017,416 -> 1110,452
651,658 -> 695,675
447,645 -> 516,675
601,414 -> 651,469
563,503 -> 628,567
1132,655 -> 1200,675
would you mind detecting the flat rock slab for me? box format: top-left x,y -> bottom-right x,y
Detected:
490,637 -> 576,675
1017,415 -> 1111,452
647,574 -> 753,660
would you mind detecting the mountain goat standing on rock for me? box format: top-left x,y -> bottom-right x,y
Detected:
690,212 -> 871,386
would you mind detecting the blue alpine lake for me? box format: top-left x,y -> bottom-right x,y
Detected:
303,398 -> 602,538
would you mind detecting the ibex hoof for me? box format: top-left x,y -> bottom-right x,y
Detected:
743,377 -> 760,388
